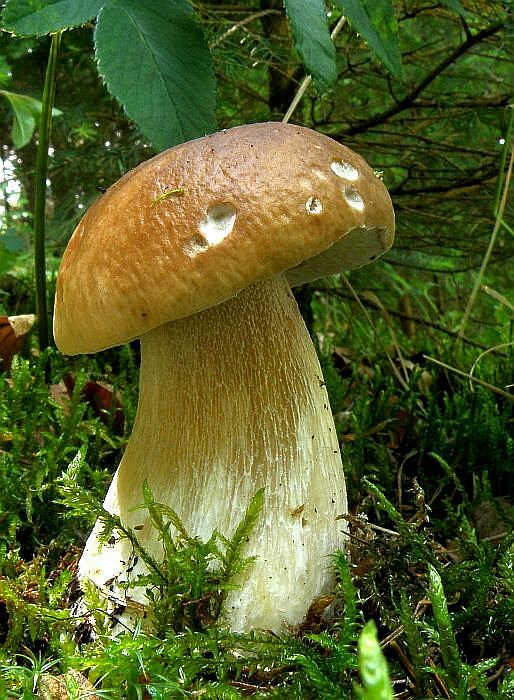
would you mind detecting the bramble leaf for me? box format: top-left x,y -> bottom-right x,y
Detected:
284,0 -> 337,91
2,0 -> 103,36
94,0 -> 216,151
334,0 -> 402,77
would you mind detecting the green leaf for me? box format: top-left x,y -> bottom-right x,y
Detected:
2,0 -> 104,36
284,0 -> 337,91
94,0 -> 216,151
333,0 -> 402,77
439,0 -> 467,16
0,89 -> 62,148
0,55 -> 12,88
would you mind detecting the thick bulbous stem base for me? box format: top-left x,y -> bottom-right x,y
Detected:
79,274 -> 348,632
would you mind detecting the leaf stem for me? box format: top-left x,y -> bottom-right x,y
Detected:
34,31 -> 62,351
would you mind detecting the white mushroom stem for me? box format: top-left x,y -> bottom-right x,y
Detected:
79,274 -> 348,633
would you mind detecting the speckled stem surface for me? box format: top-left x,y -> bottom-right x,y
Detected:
79,274 -> 348,632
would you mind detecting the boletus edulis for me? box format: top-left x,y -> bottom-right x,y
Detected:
53,122 -> 395,633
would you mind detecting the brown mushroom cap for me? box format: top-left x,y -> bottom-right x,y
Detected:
54,122 -> 394,355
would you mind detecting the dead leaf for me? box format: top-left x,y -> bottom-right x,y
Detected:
0,314 -> 36,371
38,669 -> 99,699
49,381 -> 71,410
63,374 -> 124,434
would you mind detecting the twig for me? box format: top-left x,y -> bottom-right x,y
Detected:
345,22 -> 503,136
320,286 -> 501,353
423,355 -> 514,401
209,9 -> 280,49
366,522 -> 400,537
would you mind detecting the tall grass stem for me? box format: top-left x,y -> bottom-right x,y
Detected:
34,32 -> 62,351
458,107 -> 513,341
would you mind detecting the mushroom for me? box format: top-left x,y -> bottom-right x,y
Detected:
53,122 -> 394,633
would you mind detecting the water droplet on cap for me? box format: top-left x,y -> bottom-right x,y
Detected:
198,203 -> 236,245
331,161 -> 359,181
343,186 -> 365,211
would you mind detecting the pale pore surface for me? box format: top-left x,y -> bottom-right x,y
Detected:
79,275 -> 348,632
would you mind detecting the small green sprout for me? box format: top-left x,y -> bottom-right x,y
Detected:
355,620 -> 394,700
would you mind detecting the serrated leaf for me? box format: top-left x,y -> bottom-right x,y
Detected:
0,89 -> 62,147
94,0 -> 216,151
334,0 -> 402,77
284,0 -> 336,91
2,0 -> 104,36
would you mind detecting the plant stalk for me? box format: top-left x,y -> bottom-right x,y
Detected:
493,103 -> 513,216
34,32 -> 62,351
457,140 -> 513,341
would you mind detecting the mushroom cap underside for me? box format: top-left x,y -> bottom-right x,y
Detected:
54,122 -> 395,355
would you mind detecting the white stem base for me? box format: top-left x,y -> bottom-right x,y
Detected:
79,275 -> 348,633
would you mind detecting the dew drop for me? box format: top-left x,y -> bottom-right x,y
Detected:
305,196 -> 323,214
343,186 -> 365,211
198,203 -> 236,245
330,160 -> 359,181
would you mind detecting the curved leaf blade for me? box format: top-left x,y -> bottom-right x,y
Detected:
94,0 -> 216,151
334,0 -> 402,77
0,56 -> 12,88
2,0 -> 103,36
0,89 -> 61,147
284,0 -> 337,91
2,91 -> 36,147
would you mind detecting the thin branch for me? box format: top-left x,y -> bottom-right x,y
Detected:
423,356 -> 514,401
320,287 -> 503,353
391,173 -> 498,197
217,73 -> 269,105
209,9 -> 281,49
343,22 -> 503,136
